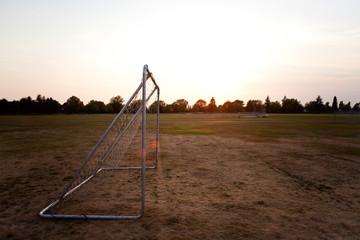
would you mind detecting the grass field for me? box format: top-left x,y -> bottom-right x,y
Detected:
1,113 -> 360,239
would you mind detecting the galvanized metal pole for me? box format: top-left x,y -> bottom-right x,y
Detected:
155,87 -> 160,168
140,64 -> 147,217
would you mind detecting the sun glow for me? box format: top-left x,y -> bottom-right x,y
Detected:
137,2 -> 300,104
1,1 -> 359,105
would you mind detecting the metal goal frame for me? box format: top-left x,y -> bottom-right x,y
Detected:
39,65 -> 159,219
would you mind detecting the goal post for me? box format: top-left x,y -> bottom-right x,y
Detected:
39,65 -> 160,219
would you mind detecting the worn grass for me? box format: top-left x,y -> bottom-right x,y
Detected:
0,113 -> 359,239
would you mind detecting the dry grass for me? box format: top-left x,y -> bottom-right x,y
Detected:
0,114 -> 359,239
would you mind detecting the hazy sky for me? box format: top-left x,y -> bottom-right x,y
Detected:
1,0 -> 359,106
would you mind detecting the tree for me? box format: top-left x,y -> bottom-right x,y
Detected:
108,95 -> 124,113
36,94 -> 45,113
43,97 -> 61,114
85,100 -> 106,113
147,100 -> 166,113
158,100 -> 166,113
6,100 -> 20,114
269,101 -> 282,113
164,104 -> 174,113
324,102 -> 331,112
105,103 -> 114,113
63,96 -> 84,114
36,94 -> 45,103
192,99 -> 207,112
264,96 -> 283,113
315,95 -> 324,111
0,99 -> 9,114
172,99 -> 188,113
34,94 -> 61,114
331,96 -> 338,112
219,100 -> 244,112
353,103 -> 360,111
281,96 -> 304,113
208,97 -> 217,112
305,96 -> 325,113
339,101 -> 344,110
220,101 -> 233,112
265,96 -> 271,113
305,95 -> 325,113
19,96 -> 36,114
127,100 -> 142,113
232,100 -> 244,112
245,100 -> 262,112
340,102 -> 351,111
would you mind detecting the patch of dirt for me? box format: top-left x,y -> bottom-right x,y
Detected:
1,132 -> 360,239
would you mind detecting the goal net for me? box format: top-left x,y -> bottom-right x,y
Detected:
39,65 -> 160,219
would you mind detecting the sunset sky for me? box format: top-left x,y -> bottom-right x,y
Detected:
1,0 -> 359,106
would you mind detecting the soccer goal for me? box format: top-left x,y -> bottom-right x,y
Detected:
39,65 -> 160,219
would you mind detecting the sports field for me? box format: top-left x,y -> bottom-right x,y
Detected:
1,113 -> 360,239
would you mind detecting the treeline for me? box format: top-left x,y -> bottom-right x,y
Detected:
0,94 -> 359,114
0,95 -> 125,114
158,96 -> 359,114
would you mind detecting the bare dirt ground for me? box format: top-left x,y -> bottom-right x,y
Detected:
1,115 -> 360,239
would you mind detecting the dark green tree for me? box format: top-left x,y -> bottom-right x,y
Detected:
353,103 -> 360,111
305,95 -> 325,113
232,100 -> 244,112
19,96 -> 36,114
265,96 -> 271,112
85,100 -> 106,113
105,103 -> 114,113
340,102 -> 351,111
63,96 -> 84,114
44,97 -> 61,114
269,101 -> 282,113
282,96 -> 304,113
107,95 -> 124,113
36,94 -> 45,112
331,96 -> 338,112
0,99 -> 9,114
339,101 -> 344,110
325,102 -> 331,112
35,94 -> 61,114
164,104 -> 174,113
1,96 -> 60,114
245,100 -> 262,112
219,100 -> 244,112
172,99 -> 188,113
158,100 -> 166,113
127,100 -> 142,113
148,100 -> 166,113
7,100 -> 20,114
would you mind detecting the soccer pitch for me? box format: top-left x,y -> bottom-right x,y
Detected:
1,113 -> 359,239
